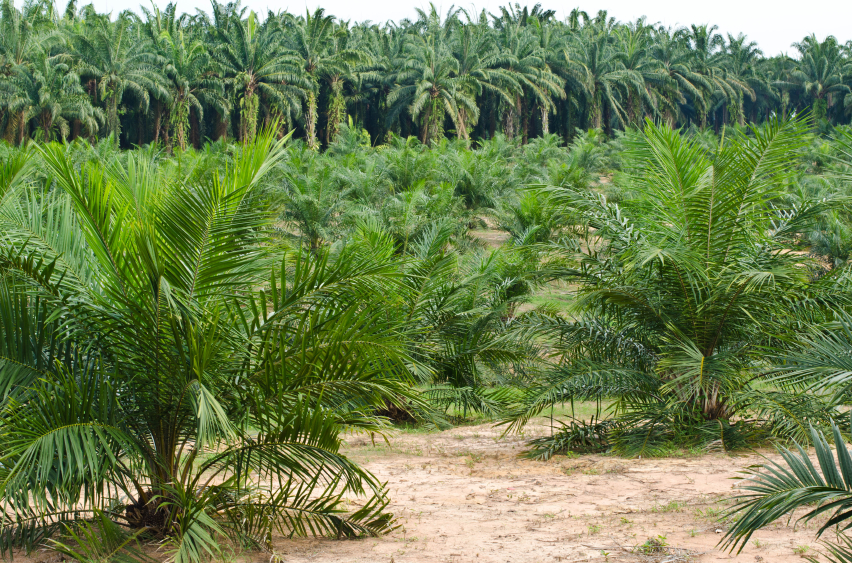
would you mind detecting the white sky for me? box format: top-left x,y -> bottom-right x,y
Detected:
64,0 -> 852,56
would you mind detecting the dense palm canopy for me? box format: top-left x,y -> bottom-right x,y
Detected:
3,1 -> 852,147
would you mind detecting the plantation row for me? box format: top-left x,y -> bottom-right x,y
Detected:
2,0 -> 852,150
1,119 -> 852,560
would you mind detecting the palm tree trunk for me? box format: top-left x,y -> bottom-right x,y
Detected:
306,91 -> 318,150
240,91 -> 259,144
590,101 -> 602,130
540,106 -> 549,135
420,105 -> 431,144
326,79 -> 347,144
503,99 -> 518,140
17,110 -> 27,145
4,112 -> 18,144
189,107 -> 200,148
153,103 -> 162,144
457,108 -> 469,140
108,94 -> 120,143
488,96 -> 496,139
41,113 -> 52,141
215,112 -> 228,141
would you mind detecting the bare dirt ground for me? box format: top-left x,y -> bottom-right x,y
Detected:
271,421 -> 823,563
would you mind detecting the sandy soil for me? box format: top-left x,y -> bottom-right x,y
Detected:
269,421 -> 824,563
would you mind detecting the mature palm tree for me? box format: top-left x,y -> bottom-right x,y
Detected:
564,26 -> 644,133
528,16 -> 569,134
4,52 -> 103,142
721,33 -> 767,125
0,0 -> 58,69
451,10 -> 516,140
685,24 -> 753,129
783,34 -> 852,124
387,35 -> 475,144
615,18 -> 668,126
493,21 -> 563,141
0,129 -> 416,561
0,0 -> 62,141
211,5 -> 306,143
650,27 -> 713,127
280,8 -> 364,148
158,30 -> 228,149
142,5 -> 228,149
71,14 -> 170,142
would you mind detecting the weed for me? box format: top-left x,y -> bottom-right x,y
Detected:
696,506 -> 722,520
588,524 -> 601,535
635,535 -> 668,555
794,545 -> 810,556
652,500 -> 684,513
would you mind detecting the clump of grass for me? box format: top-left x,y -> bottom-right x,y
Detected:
651,500 -> 685,513
635,535 -> 668,555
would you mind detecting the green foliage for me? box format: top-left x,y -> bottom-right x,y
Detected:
4,1 -> 852,148
722,424 -> 852,563
505,116 -> 852,456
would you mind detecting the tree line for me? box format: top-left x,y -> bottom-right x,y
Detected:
2,0 -> 852,149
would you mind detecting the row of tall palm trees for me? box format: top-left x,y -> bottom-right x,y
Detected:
2,0 -> 852,149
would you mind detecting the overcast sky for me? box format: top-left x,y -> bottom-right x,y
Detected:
67,0 -> 850,56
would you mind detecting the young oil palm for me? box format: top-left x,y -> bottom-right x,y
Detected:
506,117 -> 846,456
0,129 -> 418,560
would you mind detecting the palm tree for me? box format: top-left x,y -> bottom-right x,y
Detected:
783,34 -> 852,124
506,117 -> 844,456
721,33 -> 767,126
615,18 -> 668,126
71,14 -> 170,142
280,8 -> 365,148
685,24 -> 753,130
493,21 -> 563,141
142,5 -> 228,149
564,26 -> 644,133
649,27 -> 713,127
0,128 -> 416,561
0,0 -> 61,142
0,0 -> 58,69
158,30 -> 228,149
387,34 -> 475,144
277,148 -> 351,251
5,52 -> 103,142
211,5 -> 306,143
722,422 -> 852,561
451,10 -> 516,140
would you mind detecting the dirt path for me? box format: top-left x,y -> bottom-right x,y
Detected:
272,421 -> 822,563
